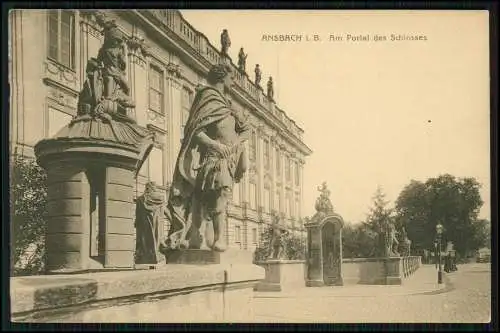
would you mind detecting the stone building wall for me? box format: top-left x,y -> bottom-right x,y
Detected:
8,9 -> 311,253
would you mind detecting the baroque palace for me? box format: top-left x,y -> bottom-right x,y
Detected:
9,9 -> 312,252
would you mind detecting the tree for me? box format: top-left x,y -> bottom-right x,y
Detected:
395,174 -> 485,257
10,155 -> 48,276
342,222 -> 377,258
253,224 -> 306,262
362,186 -> 395,257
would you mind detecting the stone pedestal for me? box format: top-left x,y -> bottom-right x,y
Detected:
35,134 -> 153,274
253,259 -> 306,292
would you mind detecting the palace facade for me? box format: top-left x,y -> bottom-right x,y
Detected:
8,9 -> 312,252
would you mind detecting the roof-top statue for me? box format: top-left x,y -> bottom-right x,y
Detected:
220,29 -> 231,57
238,47 -> 248,74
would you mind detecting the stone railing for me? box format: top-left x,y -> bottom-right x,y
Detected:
402,255 -> 421,278
142,9 -> 304,142
342,256 -> 422,285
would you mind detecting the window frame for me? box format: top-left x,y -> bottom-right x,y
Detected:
148,64 -> 165,115
47,10 -> 76,71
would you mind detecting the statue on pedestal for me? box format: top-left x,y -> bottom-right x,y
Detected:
165,63 -> 250,252
267,77 -> 274,101
135,182 -> 168,265
220,29 -> 231,56
384,221 -> 399,257
313,182 -> 335,218
268,214 -> 288,259
254,64 -> 262,87
398,227 -> 412,257
238,47 -> 248,74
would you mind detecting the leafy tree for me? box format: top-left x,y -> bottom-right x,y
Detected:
395,174 -> 485,257
10,155 -> 48,276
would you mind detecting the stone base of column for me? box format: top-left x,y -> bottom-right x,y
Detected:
165,249 -> 254,265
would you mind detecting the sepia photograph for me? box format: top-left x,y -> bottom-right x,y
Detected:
7,7 -> 493,325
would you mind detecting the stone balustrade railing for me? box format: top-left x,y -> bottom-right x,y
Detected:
402,255 -> 422,278
143,9 -> 305,142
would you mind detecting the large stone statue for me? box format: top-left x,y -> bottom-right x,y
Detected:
384,221 -> 399,257
267,76 -> 274,101
165,63 -> 250,252
254,64 -> 262,87
220,29 -> 231,56
398,227 -> 412,257
135,182 -> 168,265
268,214 -> 288,259
238,47 -> 248,74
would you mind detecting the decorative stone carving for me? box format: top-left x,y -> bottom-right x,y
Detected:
313,182 -> 335,218
166,62 -> 182,79
165,63 -> 250,253
44,60 -> 78,93
146,110 -> 166,125
47,87 -> 77,110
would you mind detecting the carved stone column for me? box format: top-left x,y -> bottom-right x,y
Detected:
126,35 -> 149,124
165,63 -> 183,182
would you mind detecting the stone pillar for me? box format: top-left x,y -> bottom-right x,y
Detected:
127,36 -> 148,125
165,64 -> 182,182
104,167 -> 136,268
45,162 -> 90,272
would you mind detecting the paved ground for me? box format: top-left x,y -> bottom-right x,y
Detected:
244,263 -> 491,323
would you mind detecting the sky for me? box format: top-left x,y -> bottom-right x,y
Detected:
180,10 -> 491,224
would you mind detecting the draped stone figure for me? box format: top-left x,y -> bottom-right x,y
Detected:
238,47 -> 248,73
135,182 -> 168,264
254,64 -> 262,87
220,29 -> 231,56
267,76 -> 274,101
268,215 -> 288,259
165,63 -> 250,252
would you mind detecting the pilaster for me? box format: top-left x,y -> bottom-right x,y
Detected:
126,34 -> 149,124
165,63 -> 183,182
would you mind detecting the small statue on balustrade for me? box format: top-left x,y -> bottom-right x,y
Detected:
267,77 -> 275,101
268,214 -> 288,260
135,182 -> 169,265
220,29 -> 231,56
254,64 -> 262,87
238,47 -> 248,74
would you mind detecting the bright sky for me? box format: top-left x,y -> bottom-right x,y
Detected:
180,10 -> 491,224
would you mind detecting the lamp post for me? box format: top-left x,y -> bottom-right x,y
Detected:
436,223 -> 444,284
434,239 -> 438,269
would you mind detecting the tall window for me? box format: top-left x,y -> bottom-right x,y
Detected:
263,139 -> 270,169
249,182 -> 257,209
47,10 -> 76,69
263,187 -> 271,213
149,65 -> 164,114
275,148 -> 281,176
250,131 -> 257,162
285,156 -> 291,181
295,161 -> 300,185
235,226 -> 241,243
181,88 -> 193,138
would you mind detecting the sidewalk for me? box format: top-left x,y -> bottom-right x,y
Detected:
237,265 -> 450,323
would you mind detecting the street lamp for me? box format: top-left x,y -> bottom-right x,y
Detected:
436,223 -> 444,284
434,239 -> 438,269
